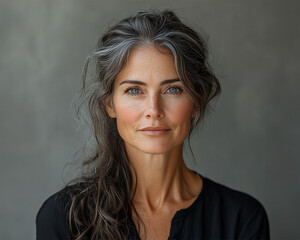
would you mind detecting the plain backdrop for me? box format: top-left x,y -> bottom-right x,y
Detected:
1,0 -> 299,239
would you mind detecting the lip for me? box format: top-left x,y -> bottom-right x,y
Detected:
140,126 -> 170,131
140,126 -> 170,136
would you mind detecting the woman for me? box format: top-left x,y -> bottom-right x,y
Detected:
36,10 -> 269,240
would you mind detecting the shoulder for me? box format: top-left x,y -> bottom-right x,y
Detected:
36,186 -> 73,240
38,186 -> 72,212
203,177 -> 266,214
201,176 -> 270,238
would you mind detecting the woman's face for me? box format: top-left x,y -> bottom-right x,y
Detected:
105,46 -> 195,154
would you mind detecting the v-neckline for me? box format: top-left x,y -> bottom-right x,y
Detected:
128,173 -> 206,240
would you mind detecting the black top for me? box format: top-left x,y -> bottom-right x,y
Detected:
36,175 -> 270,240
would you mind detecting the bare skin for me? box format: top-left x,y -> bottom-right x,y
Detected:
105,46 -> 203,240
128,147 -> 202,240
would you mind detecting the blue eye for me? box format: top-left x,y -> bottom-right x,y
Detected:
126,88 -> 141,95
167,87 -> 182,94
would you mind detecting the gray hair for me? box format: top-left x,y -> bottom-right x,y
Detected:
69,9 -> 221,240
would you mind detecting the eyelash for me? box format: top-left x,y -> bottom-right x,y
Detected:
124,85 -> 183,96
166,86 -> 184,95
124,86 -> 141,96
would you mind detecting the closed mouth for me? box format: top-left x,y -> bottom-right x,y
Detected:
139,126 -> 170,136
140,126 -> 170,131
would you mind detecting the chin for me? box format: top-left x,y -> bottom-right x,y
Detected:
124,137 -> 184,155
137,143 -> 176,155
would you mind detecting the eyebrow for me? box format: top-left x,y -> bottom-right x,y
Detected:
119,79 -> 181,86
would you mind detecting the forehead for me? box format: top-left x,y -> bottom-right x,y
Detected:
114,46 -> 179,86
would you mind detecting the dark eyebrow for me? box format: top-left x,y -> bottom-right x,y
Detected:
119,80 -> 147,86
119,79 -> 180,86
160,79 -> 181,85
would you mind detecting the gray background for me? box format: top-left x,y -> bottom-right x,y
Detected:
1,0 -> 299,239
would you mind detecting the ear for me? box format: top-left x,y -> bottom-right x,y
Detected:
192,111 -> 196,118
191,112 -> 196,119
104,97 -> 116,118
191,105 -> 196,118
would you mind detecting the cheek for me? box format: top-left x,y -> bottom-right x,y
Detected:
114,100 -> 141,126
171,101 -> 194,141
169,100 -> 194,123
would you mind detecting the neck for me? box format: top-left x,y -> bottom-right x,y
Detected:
126,143 -> 197,209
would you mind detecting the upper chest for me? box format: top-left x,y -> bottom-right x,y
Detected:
131,197 -> 198,240
132,207 -> 176,240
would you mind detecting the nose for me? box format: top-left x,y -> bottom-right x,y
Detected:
145,94 -> 164,119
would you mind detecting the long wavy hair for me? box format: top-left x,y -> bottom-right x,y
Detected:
68,9 -> 221,240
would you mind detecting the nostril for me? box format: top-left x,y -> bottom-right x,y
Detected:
145,112 -> 164,119
158,113 -> 164,119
